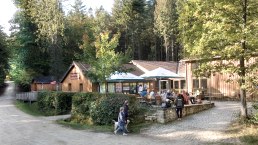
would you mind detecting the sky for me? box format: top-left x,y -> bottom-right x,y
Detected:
0,0 -> 114,35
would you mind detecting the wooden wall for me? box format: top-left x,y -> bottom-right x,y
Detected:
31,83 -> 56,91
185,57 -> 257,99
61,65 -> 98,92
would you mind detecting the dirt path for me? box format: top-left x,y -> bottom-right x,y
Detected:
0,81 -> 243,145
0,82 -> 171,145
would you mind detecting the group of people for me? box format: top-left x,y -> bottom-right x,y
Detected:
114,100 -> 129,136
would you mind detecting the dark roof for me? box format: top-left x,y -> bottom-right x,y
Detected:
32,76 -> 56,84
60,61 -> 90,83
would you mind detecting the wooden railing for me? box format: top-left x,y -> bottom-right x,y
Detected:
16,91 -> 38,103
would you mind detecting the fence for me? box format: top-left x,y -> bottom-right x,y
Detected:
16,91 -> 38,103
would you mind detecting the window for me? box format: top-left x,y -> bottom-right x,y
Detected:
68,83 -> 71,91
115,83 -> 122,93
174,81 -> 179,89
107,83 -> 115,93
180,80 -> 186,89
122,83 -> 130,94
193,79 -> 199,89
79,83 -> 83,92
170,80 -> 174,89
129,83 -> 137,94
201,79 -> 207,89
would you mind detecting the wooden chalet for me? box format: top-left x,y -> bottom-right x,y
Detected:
60,62 -> 98,92
31,76 -> 57,91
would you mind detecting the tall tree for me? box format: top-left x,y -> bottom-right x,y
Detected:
0,26 -> 8,85
63,0 -> 90,67
9,0 -> 50,90
87,32 -> 128,93
112,0 -> 147,59
178,0 -> 258,118
27,0 -> 65,79
154,0 -> 179,61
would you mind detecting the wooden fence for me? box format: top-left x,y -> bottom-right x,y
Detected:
16,91 -> 38,103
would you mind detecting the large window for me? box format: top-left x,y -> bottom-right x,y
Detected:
192,78 -> 208,94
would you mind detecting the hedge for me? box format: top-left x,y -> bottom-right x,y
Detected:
71,93 -> 145,125
37,91 -> 74,116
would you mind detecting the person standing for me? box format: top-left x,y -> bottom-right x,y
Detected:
114,107 -> 127,136
123,100 -> 129,123
182,90 -> 189,105
175,94 -> 184,120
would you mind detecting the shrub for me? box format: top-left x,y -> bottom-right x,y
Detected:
37,91 -> 74,116
70,92 -> 102,124
71,93 -> 145,125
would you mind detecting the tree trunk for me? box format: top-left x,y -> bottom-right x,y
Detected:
164,35 -> 169,61
239,56 -> 247,118
239,0 -> 247,118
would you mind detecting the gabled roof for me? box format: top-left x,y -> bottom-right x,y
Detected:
60,61 -> 90,83
131,60 -> 186,77
60,61 -> 145,83
32,76 -> 56,84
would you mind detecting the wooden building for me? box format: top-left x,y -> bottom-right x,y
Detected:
131,60 -> 186,93
31,76 -> 57,91
183,57 -> 257,99
60,60 -> 186,94
60,62 -> 98,92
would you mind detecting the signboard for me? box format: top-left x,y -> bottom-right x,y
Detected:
70,73 -> 79,80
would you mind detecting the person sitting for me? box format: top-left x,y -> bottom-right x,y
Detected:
149,89 -> 156,103
189,92 -> 196,104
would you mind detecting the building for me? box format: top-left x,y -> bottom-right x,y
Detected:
60,60 -> 186,94
183,57 -> 257,99
31,76 -> 57,91
60,61 -> 98,92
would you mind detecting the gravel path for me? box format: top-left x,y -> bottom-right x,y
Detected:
0,81 -> 245,145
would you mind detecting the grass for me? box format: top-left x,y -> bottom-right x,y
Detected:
15,100 -> 45,116
57,118 -> 154,134
225,120 -> 258,145
15,100 -> 154,134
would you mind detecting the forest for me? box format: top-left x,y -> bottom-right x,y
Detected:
0,0 -> 258,118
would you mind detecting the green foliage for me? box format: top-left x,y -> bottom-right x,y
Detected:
15,101 -> 44,116
87,31 -> 128,86
37,91 -> 74,116
71,92 -> 102,124
178,0 -> 258,117
71,93 -> 145,125
154,0 -> 179,61
0,26 -> 8,85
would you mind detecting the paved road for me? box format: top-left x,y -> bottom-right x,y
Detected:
0,82 -> 244,145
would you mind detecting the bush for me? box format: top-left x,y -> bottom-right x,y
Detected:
71,93 -> 145,125
37,91 -> 74,116
70,92 -> 102,124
